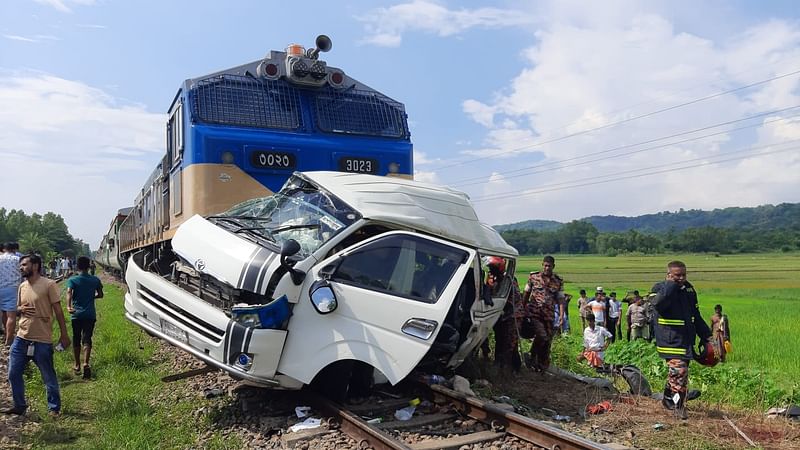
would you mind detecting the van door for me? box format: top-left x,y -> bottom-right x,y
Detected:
278,231 -> 476,385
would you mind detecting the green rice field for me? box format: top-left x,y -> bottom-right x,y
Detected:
515,253 -> 800,405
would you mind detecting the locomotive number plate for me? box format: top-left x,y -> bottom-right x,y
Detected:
339,157 -> 378,174
251,151 -> 296,169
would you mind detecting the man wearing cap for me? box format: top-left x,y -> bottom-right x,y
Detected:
519,255 -> 564,372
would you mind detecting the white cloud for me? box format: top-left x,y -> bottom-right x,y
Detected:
0,72 -> 164,246
462,99 -> 495,127
4,35 -> 37,42
357,0 -> 535,47
413,170 -> 440,184
460,4 -> 800,226
4,34 -> 62,43
32,0 -> 95,13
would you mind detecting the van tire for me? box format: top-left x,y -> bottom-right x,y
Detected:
311,360 -> 354,403
310,360 -> 375,402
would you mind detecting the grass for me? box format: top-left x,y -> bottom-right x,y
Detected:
17,282 -> 242,449
515,252 -> 800,408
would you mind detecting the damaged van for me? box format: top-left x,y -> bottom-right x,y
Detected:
124,171 -> 517,394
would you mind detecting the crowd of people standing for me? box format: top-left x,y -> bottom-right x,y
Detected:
487,256 -> 732,421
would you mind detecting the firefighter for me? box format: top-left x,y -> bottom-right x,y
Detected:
519,255 -> 564,372
651,260 -> 713,420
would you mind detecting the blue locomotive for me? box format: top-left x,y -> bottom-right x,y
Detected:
99,35 -> 413,272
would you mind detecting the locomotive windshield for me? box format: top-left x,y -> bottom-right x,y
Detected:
213,177 -> 359,258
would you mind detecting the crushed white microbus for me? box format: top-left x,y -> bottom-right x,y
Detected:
124,171 -> 517,395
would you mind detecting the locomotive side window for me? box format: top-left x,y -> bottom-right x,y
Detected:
168,102 -> 184,166
331,235 -> 467,304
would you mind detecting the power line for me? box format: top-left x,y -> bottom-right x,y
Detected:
470,141 -> 800,203
433,68 -> 800,171
450,108 -> 800,188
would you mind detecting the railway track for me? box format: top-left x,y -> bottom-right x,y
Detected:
302,382 -> 608,450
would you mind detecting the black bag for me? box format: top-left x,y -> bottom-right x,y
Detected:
519,317 -> 535,339
620,365 -> 652,396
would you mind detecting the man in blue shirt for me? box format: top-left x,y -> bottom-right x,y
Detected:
66,256 -> 103,379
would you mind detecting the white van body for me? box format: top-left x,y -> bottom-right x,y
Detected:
124,171 -> 518,389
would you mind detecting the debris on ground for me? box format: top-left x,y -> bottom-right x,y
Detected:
288,417 -> 322,433
452,374 -> 476,396
766,405 -> 800,421
586,401 -> 613,415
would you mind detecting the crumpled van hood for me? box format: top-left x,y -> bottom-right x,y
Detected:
171,215 -> 281,294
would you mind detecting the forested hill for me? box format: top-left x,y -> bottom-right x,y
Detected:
496,203 -> 800,233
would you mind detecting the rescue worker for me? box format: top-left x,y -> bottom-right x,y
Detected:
651,260 -> 712,420
480,257 -> 521,370
519,255 -> 564,372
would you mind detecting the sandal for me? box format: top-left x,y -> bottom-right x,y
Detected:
73,366 -> 81,375
82,365 -> 91,379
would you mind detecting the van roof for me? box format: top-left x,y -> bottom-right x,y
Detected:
299,172 -> 518,257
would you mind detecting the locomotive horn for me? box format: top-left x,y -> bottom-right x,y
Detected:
307,34 -> 332,59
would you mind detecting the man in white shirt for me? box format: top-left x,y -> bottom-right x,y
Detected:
577,313 -> 612,368
586,287 -> 608,328
60,257 -> 70,277
608,292 -> 622,342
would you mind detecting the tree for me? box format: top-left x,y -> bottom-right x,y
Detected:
18,231 -> 51,255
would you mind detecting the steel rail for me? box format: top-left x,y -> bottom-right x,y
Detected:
428,384 -> 609,450
303,391 -> 413,450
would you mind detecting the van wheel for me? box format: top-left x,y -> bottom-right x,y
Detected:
310,360 -> 375,403
311,360 -> 354,403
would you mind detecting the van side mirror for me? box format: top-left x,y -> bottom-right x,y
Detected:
280,239 -> 306,285
309,280 -> 337,314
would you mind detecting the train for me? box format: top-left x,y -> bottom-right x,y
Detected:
97,35 -> 413,275
100,36 -> 518,398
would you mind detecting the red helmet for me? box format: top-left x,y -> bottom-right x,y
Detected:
486,256 -> 506,273
694,341 -> 720,367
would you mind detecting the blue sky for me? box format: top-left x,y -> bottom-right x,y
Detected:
1,0 -> 799,247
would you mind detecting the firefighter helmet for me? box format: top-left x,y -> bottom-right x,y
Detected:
486,256 -> 506,273
694,341 -> 720,367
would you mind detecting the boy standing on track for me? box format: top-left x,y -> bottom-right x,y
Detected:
66,256 -> 104,379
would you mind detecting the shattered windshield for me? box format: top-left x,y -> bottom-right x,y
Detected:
213,177 -> 360,258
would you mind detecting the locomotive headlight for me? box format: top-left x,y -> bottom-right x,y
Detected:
292,60 -> 309,77
388,162 -> 400,173
221,151 -> 235,164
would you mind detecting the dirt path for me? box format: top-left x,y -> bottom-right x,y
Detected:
0,346 -> 34,450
